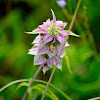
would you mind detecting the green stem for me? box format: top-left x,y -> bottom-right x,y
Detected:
62,4 -> 96,55
0,79 -> 72,100
41,0 -> 82,100
22,66 -> 41,100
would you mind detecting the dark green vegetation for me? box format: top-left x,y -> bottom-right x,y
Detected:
0,0 -> 100,100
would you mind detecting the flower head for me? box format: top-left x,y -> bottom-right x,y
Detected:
27,9 -> 69,74
56,0 -> 67,8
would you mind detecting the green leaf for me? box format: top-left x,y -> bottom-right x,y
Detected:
66,30 -> 81,37
64,55 -> 73,74
28,90 -> 39,100
16,82 -> 29,90
17,82 -> 58,100
32,84 -> 59,100
25,31 -> 39,34
27,88 -> 33,96
0,79 -> 72,100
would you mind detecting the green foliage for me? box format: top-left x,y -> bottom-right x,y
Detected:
31,84 -> 59,100
17,82 -> 59,100
0,79 -> 72,100
64,55 -> 73,74
0,0 -> 100,100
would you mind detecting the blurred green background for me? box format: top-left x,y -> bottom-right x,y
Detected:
0,0 -> 100,100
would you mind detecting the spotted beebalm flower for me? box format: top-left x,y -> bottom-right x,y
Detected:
27,9 -> 79,74
56,0 -> 67,8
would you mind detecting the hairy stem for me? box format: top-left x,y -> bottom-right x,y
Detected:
41,0 -> 82,100
22,66 -> 41,100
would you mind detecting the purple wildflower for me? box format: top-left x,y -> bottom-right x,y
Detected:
56,0 -> 67,8
27,9 -> 69,74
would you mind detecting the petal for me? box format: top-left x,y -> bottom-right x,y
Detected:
44,34 -> 53,44
46,19 -> 50,22
47,45 -> 57,58
44,21 -> 51,26
34,55 -> 46,65
26,28 -> 46,34
57,60 -> 62,70
52,37 -> 56,43
40,19 -> 51,29
60,30 -> 67,36
65,41 -> 70,47
54,56 -> 62,70
39,24 -> 47,31
56,21 -> 63,26
47,58 -> 54,67
57,44 -> 66,58
51,9 -> 56,23
33,29 -> 46,33
41,64 -> 50,74
61,22 -> 67,29
38,43 -> 47,55
28,47 -> 38,55
32,35 -> 42,44
34,43 -> 39,46
55,35 -> 64,44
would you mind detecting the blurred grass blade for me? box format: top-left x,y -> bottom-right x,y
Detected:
17,82 -> 58,100
32,84 -> 59,100
64,55 -> 73,74
27,88 -> 40,100
0,79 -> 72,100
28,90 -> 39,100
51,83 -> 72,100
88,97 -> 100,100
16,82 -> 29,90
0,79 -> 29,92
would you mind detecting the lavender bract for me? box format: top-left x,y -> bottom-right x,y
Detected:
28,9 -> 69,74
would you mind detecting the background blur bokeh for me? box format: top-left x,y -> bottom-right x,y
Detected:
0,0 -> 100,100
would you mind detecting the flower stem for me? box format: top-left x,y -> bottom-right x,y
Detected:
22,66 -> 41,100
41,0 -> 82,100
